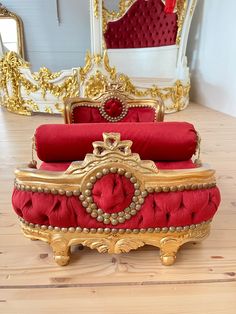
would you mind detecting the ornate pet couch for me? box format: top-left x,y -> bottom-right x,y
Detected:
12,90 -> 220,266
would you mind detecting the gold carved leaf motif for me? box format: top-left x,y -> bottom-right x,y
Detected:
114,238 -> 145,253
81,239 -> 109,253
0,52 -> 80,114
84,70 -> 108,99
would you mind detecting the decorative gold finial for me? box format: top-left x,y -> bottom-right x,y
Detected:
93,133 -> 132,156
105,82 -> 125,93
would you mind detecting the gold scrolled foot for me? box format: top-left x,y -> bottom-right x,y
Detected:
160,251 -> 177,266
159,237 -> 180,266
51,237 -> 70,266
54,254 -> 70,266
30,238 -> 38,241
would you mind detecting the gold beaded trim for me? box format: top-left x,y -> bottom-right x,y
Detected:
70,101 -> 156,123
79,167 -> 145,225
14,180 -> 217,196
18,216 -> 212,235
14,181 -> 81,196
99,95 -> 128,122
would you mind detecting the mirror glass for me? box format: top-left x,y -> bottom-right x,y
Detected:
0,17 -> 18,53
0,3 -> 24,58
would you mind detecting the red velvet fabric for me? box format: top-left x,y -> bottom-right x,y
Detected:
12,186 -> 220,229
35,122 -> 197,162
93,174 -> 135,213
39,160 -> 197,172
104,0 -> 177,49
104,98 -> 123,117
72,107 -> 155,123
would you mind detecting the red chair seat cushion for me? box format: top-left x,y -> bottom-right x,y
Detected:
35,122 -> 197,162
12,184 -> 220,229
12,160 -> 220,229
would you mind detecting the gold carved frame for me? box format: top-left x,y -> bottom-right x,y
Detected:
0,3 -> 25,59
15,133 -> 216,266
64,83 -> 165,123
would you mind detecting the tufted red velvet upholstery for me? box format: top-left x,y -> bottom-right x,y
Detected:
104,98 -> 123,117
35,122 -> 198,162
72,106 -> 156,123
93,174 -> 135,213
12,186 -> 220,229
104,0 -> 178,49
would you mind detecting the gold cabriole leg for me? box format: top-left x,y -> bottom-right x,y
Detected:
159,238 -> 180,266
51,236 -> 70,266
21,222 -> 211,266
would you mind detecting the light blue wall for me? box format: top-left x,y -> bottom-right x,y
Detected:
1,0 -> 91,71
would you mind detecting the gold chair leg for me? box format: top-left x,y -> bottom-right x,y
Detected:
50,237 -> 70,266
159,237 -> 181,266
20,220 -> 211,266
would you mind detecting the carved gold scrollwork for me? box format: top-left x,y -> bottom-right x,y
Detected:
84,70 -> 108,99
0,48 -> 190,115
176,0 -> 188,45
114,238 -> 145,253
0,51 -> 30,115
22,67 -> 80,99
0,51 -> 80,114
117,74 -> 190,112
94,0 -> 99,18
104,50 -> 116,80
80,50 -> 117,99
32,67 -> 62,81
80,50 -> 189,113
21,221 -> 211,266
79,50 -> 93,82
82,238 -> 109,253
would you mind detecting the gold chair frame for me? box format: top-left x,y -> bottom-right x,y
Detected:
64,83 -> 165,123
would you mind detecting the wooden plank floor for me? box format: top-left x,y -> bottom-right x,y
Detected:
0,103 -> 236,313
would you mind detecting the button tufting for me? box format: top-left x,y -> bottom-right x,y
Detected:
104,0 -> 177,49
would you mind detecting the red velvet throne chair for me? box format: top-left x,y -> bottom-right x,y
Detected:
12,87 -> 221,266
98,0 -> 198,113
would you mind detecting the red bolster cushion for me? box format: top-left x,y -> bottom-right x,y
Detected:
35,122 -> 197,162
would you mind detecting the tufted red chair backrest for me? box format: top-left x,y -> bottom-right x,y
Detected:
64,94 -> 164,124
104,0 -> 178,49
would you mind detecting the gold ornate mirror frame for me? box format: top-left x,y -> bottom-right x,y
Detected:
0,3 -> 25,59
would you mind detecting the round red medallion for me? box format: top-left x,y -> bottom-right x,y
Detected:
104,98 -> 123,117
100,96 -> 128,122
